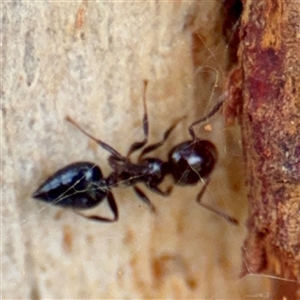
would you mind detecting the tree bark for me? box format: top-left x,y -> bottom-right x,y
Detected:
226,0 -> 300,298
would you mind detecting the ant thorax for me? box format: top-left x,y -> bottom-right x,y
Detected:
108,155 -> 166,188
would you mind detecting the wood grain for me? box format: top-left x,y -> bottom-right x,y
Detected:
2,1 -> 263,298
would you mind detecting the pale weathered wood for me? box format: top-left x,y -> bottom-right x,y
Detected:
2,1 -> 268,298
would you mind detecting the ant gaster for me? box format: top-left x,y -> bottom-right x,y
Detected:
33,81 -> 238,225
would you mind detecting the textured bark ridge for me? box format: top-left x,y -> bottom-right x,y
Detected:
226,0 -> 300,294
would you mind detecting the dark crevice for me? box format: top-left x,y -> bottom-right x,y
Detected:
222,0 -> 243,69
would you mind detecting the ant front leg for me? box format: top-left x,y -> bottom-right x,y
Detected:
188,94 -> 226,140
126,80 -> 150,159
138,117 -> 184,161
196,177 -> 238,225
74,191 -> 119,222
133,186 -> 156,213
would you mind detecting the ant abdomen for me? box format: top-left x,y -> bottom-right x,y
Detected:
168,140 -> 217,185
33,162 -> 107,209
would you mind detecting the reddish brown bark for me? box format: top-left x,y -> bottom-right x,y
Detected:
226,0 -> 300,298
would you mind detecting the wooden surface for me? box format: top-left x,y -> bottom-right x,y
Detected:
226,0 -> 300,298
3,1 -> 268,299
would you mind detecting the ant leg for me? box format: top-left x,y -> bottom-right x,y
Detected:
126,80 -> 149,159
74,191 -> 119,222
66,116 -> 125,162
196,177 -> 238,225
138,117 -> 184,161
188,93 -> 226,140
148,185 -> 173,196
133,186 -> 156,213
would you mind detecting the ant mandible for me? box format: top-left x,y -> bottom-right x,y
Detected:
33,80 -> 238,225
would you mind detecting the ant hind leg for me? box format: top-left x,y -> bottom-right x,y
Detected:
66,116 -> 125,162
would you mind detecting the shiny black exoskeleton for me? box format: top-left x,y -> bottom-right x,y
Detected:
33,162 -> 106,209
168,140 -> 217,185
33,81 -> 237,224
32,162 -> 119,222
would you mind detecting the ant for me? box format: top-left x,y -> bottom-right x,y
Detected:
33,81 -> 238,225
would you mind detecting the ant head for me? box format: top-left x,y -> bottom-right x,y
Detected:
168,140 -> 217,185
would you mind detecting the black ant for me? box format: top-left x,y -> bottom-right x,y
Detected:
33,81 -> 238,225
